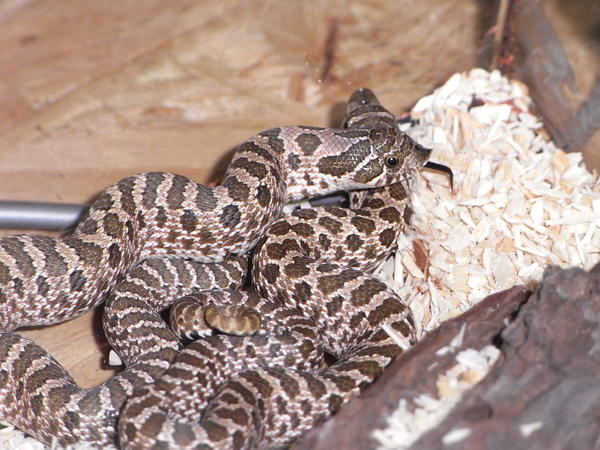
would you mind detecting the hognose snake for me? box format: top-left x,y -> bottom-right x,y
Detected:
0,88 -> 446,448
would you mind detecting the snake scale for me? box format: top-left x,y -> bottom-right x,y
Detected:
0,88 -> 434,448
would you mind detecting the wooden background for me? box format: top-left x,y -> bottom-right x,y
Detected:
0,0 -> 597,392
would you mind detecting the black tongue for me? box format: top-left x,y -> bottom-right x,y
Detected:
423,161 -> 454,193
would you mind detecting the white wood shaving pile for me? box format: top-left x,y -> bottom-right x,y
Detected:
0,421 -> 46,450
374,68 -> 600,449
372,345 -> 500,448
2,68 -> 599,449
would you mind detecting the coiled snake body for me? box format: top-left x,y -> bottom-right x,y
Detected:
0,89 -> 430,448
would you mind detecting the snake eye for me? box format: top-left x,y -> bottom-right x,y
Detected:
385,156 -> 399,167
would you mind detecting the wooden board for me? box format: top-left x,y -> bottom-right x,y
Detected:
0,0 -> 485,387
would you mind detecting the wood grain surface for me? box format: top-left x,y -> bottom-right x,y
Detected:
0,0 -> 485,388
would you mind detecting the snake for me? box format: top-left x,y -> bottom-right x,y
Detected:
0,88 -> 439,448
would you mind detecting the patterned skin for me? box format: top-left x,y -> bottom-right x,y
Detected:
0,88 -> 429,448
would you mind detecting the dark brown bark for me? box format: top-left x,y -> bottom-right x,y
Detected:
411,265 -> 600,449
297,264 -> 600,450
295,286 -> 530,449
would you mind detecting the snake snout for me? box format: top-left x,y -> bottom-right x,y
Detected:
415,143 -> 432,163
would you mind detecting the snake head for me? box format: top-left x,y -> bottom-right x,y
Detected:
341,88 -> 432,188
351,128 -> 431,186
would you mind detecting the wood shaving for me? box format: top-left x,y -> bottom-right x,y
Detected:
378,67 -> 599,337
374,68 -> 599,449
372,345 -> 500,448
519,421 -> 543,437
0,422 -> 46,450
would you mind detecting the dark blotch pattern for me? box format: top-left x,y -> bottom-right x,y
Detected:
256,184 -> 271,208
293,281 -> 312,300
303,172 -> 314,186
166,175 -> 190,209
323,207 -> 347,218
220,205 -> 241,228
316,263 -> 337,273
318,234 -> 331,250
35,276 -> 50,296
351,216 -> 376,234
403,205 -> 413,224
221,176 -> 250,202
195,184 -> 218,211
155,206 -> 168,228
66,241 -> 103,266
318,217 -> 342,234
317,269 -> 360,295
345,234 -> 364,252
368,297 -> 405,326
378,228 -> 396,247
102,213 -> 124,239
353,158 -> 383,184
2,238 -> 35,278
32,237 -> 68,277
350,279 -> 386,307
69,270 -> 86,292
317,139 -> 372,177
287,153 -> 300,171
262,263 -> 280,283
269,221 -> 291,236
284,257 -> 311,278
108,244 -> 122,267
77,219 -> 98,235
295,133 -> 322,155
259,128 -> 286,154
292,209 -> 318,220
119,183 -> 137,218
181,210 -> 198,232
379,206 -> 402,224
239,141 -> 278,165
291,223 -> 314,238
230,157 -> 268,179
92,190 -> 115,211
389,182 -> 408,200
141,172 -> 164,208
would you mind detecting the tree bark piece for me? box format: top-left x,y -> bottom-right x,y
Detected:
411,264 -> 600,449
295,286 -> 530,449
511,0 -> 600,169
298,265 -> 600,449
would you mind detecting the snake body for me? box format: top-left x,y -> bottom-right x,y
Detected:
0,89 -> 430,448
